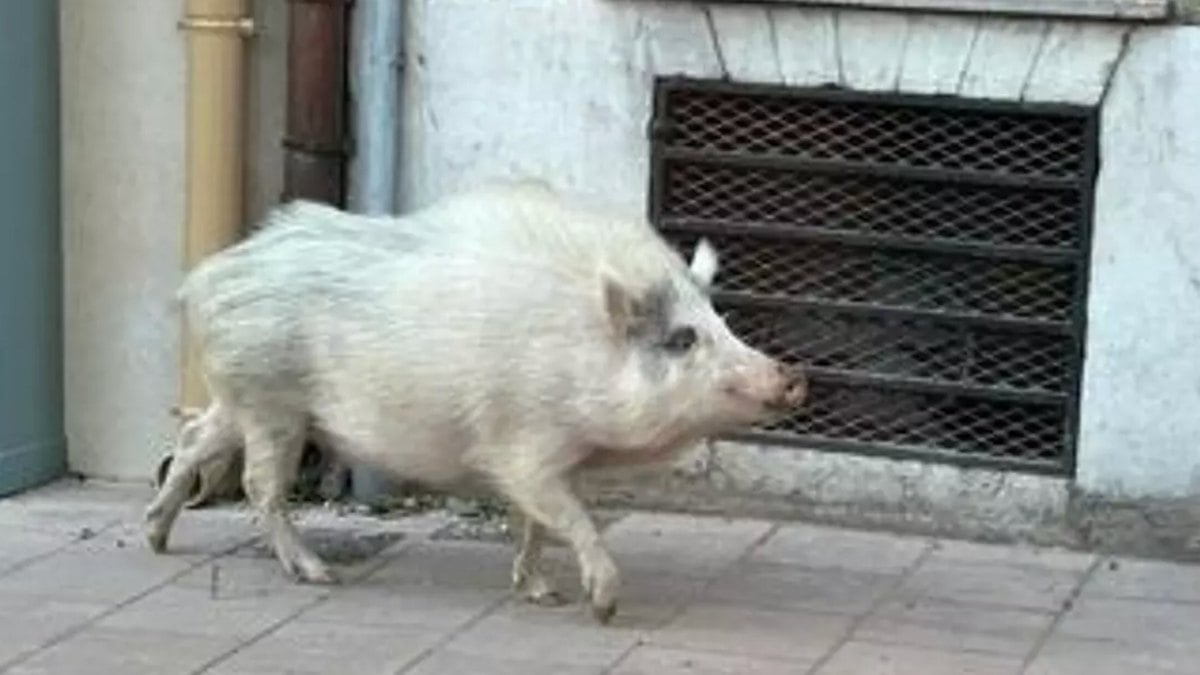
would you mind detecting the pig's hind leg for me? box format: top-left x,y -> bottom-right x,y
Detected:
238,410 -> 337,585
508,509 -> 565,606
145,401 -> 240,553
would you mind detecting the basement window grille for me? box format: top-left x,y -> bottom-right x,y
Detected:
649,77 -> 1098,476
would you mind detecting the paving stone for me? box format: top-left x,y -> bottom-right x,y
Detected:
404,649 -> 605,675
814,641 -> 1022,675
0,592 -> 110,668
854,597 -> 1054,656
205,620 -> 443,675
603,513 -> 772,579
601,568 -> 712,629
169,555 -> 330,603
895,557 -> 1084,612
229,530 -> 404,585
612,645 -> 809,674
5,481 -> 1200,674
752,523 -> 930,575
441,601 -> 642,668
705,561 -> 897,615
928,539 -> 1095,572
1082,557 -> 1200,603
0,527 -> 72,575
0,542 -> 196,604
364,540 -> 515,590
0,481 -> 143,535
1053,596 -> 1200,653
300,584 -> 505,631
5,626 -> 236,675
649,603 -> 851,662
95,582 -> 315,641
1026,636 -> 1198,675
118,508 -> 260,559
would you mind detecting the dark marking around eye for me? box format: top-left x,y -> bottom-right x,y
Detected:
663,325 -> 697,353
627,282 -> 676,341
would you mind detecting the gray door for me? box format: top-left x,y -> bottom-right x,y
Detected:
0,0 -> 64,496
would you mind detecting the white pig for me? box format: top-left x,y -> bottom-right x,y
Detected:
145,179 -> 806,623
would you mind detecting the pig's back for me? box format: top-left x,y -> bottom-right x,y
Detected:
179,181 -> 689,480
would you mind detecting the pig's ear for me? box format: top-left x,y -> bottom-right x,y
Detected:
601,273 -> 638,338
689,238 -> 719,290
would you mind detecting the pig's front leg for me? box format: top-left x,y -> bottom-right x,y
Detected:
498,472 -> 620,623
508,509 -> 564,606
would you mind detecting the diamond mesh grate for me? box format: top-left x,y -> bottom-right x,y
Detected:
661,163 -> 1082,250
666,89 -> 1089,178
650,79 -> 1098,475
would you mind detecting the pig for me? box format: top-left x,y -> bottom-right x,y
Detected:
144,179 -> 806,623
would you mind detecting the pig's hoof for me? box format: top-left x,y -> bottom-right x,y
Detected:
581,551 -> 621,624
591,602 -> 618,625
281,556 -> 340,585
525,589 -> 567,607
144,515 -> 169,554
146,529 -> 168,554
516,572 -> 565,606
298,565 -> 340,586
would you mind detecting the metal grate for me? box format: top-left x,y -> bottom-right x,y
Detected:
649,78 -> 1098,475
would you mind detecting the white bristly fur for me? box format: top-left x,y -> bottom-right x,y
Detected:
146,179 -> 790,622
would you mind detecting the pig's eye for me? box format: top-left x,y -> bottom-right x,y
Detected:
663,326 -> 697,354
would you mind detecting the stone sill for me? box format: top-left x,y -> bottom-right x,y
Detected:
677,0 -> 1173,21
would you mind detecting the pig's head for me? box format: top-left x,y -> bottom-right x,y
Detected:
598,238 -> 807,447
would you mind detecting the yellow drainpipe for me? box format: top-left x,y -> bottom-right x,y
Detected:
178,0 -> 254,409
157,0 -> 254,505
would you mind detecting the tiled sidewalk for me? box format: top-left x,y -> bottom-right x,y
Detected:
1,480 -> 1197,674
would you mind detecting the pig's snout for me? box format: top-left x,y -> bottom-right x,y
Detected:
729,355 -> 808,414
770,362 -> 808,410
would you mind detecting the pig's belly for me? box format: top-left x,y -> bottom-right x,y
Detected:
314,411 -> 476,488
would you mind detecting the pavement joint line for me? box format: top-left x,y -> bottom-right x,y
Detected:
0,534 -> 258,675
393,514 -> 779,675
804,538 -> 939,675
392,592 -> 514,674
599,639 -> 643,675
188,593 -> 332,675
658,520 -> 783,624
599,520 -> 784,674
190,530 -> 425,675
1017,554 -> 1103,674
0,516 -> 124,579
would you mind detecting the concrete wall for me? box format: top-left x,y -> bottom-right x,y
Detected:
60,0 -> 1200,551
1078,27 -> 1200,499
61,0 -> 285,480
400,0 -> 1200,548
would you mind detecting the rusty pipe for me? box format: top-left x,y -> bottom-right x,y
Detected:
282,0 -> 351,204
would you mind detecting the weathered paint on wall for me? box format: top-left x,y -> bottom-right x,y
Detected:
61,0 -> 286,480
60,0 -> 1200,528
400,1 -> 1131,214
1077,26 -> 1200,499
399,0 -> 1198,512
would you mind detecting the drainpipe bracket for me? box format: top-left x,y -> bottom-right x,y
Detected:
282,136 -> 355,158
178,16 -> 257,38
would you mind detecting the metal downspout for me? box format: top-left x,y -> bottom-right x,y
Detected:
160,0 -> 255,506
346,0 -> 404,505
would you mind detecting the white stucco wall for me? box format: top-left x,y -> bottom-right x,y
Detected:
61,0 -> 1200,509
1077,27 -> 1200,499
61,1 -> 184,480
61,0 -> 285,480
400,1 -> 1129,213
400,0 -> 1199,502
